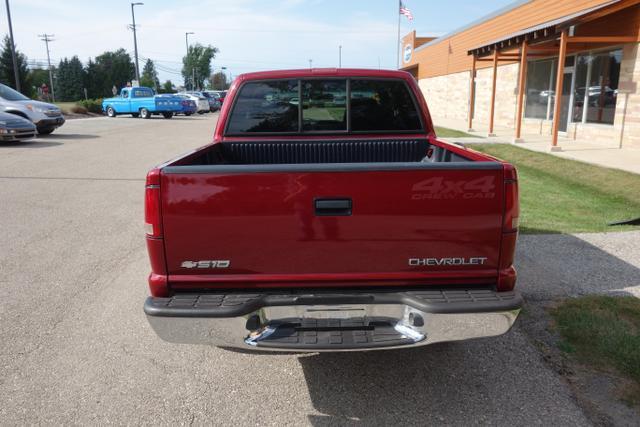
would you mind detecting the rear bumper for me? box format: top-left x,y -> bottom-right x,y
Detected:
144,287 -> 522,352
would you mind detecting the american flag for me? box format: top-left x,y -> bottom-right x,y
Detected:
399,1 -> 413,21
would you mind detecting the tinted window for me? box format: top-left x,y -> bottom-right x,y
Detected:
302,80 -> 346,131
227,80 -> 299,133
350,80 -> 421,131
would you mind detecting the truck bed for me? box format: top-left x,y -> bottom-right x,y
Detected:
171,138 -> 472,166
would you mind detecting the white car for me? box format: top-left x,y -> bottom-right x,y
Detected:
178,93 -> 209,114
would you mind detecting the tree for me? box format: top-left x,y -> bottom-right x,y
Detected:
140,59 -> 160,90
91,49 -> 135,97
182,43 -> 218,90
158,80 -> 174,93
84,58 -> 102,99
56,56 -> 85,101
0,35 -> 32,96
210,71 -> 229,90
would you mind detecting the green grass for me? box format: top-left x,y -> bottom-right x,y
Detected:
472,144 -> 640,234
550,296 -> 640,405
435,126 -> 477,138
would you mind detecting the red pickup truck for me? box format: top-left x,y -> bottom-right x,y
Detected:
144,68 -> 521,352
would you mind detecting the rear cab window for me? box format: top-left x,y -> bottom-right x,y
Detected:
225,78 -> 423,135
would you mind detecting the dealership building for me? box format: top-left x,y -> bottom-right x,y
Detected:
401,0 -> 640,150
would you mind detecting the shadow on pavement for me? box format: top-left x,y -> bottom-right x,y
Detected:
298,331 -> 585,425
516,232 -> 640,299
38,133 -> 99,140
0,140 -> 63,148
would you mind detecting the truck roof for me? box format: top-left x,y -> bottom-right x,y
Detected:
235,68 -> 415,82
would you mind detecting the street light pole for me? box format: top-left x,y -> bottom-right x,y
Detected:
339,45 -> 342,68
4,0 -> 21,92
308,59 -> 312,69
185,32 -> 194,90
130,2 -> 144,83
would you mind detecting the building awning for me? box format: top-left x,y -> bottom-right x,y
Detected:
467,0 -> 626,56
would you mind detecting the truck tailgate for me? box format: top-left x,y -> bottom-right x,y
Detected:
160,164 -> 504,290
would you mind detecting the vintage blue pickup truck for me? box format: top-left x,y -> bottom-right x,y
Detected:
102,87 -> 184,119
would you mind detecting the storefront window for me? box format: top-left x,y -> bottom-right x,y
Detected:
524,59 -> 556,120
572,49 -> 622,125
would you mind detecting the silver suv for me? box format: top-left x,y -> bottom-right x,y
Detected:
0,83 -> 65,135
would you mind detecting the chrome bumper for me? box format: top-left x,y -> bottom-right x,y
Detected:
144,288 -> 521,352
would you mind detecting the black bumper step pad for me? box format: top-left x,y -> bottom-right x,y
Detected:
255,317 -> 420,350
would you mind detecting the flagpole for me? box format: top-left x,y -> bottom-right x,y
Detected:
396,0 -> 401,69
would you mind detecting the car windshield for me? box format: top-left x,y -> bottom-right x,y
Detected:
0,83 -> 30,101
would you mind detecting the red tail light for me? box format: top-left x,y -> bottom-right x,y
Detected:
145,168 -> 162,238
498,164 -> 519,291
503,165 -> 519,232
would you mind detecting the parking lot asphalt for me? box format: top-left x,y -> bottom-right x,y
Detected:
0,115 -> 598,425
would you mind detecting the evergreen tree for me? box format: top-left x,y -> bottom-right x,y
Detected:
84,58 -> 103,99
140,59 -> 160,90
0,36 -> 32,96
55,57 -> 84,101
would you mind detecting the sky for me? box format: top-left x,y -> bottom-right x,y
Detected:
1,0 -> 516,85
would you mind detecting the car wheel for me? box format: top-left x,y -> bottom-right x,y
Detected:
37,127 -> 55,135
162,112 -> 173,119
198,111 -> 205,115
140,108 -> 151,119
185,112 -> 192,116
131,113 -> 139,118
106,106 -> 116,117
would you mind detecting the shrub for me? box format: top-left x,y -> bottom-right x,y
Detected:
70,105 -> 88,114
75,99 -> 103,114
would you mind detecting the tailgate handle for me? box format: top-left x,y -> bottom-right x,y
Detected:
314,198 -> 352,216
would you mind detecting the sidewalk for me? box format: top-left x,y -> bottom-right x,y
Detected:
434,116 -> 640,175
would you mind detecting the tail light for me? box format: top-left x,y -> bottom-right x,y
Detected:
145,168 -> 162,238
498,164 -> 519,291
503,165 -> 519,232
181,100 -> 189,106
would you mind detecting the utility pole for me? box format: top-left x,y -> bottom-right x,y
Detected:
130,2 -> 144,83
185,31 -> 194,90
38,34 -> 56,101
339,45 -> 342,68
4,0 -> 21,92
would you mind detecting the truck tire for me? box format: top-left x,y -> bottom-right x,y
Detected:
162,112 -> 173,119
140,108 -> 151,119
106,106 -> 116,117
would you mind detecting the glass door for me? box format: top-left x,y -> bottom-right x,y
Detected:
558,56 -> 576,133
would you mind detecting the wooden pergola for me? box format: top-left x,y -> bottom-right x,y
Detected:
467,0 -> 640,149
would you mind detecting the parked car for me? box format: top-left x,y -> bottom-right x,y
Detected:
210,90 -> 227,104
203,91 -> 222,111
102,87 -> 183,119
0,111 -> 37,142
0,83 -> 65,135
178,92 -> 210,114
143,68 -> 522,353
159,94 -> 197,116
186,91 -> 219,112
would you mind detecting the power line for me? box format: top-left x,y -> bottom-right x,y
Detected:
38,33 -> 56,101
